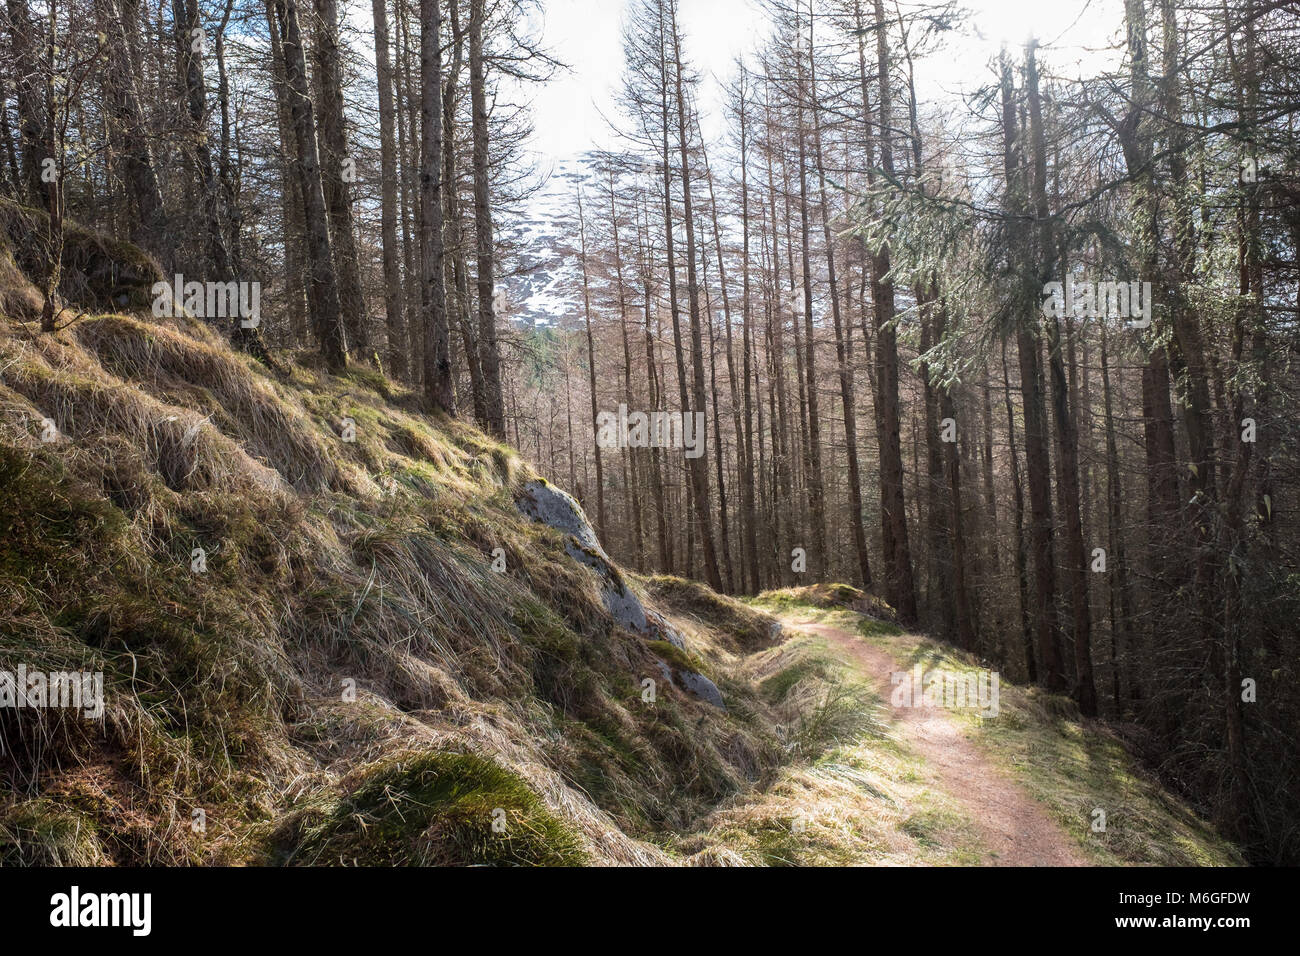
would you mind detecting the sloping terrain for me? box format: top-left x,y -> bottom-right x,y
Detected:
0,211 -> 1240,866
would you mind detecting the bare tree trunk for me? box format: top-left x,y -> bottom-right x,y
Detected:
794,11 -> 828,579
469,0 -> 504,436
420,0 -> 454,412
266,0 -> 309,342
313,0 -> 372,358
666,0 -> 723,591
700,240 -> 735,592
214,0 -> 241,274
576,188 -> 606,541
1099,320 -> 1137,705
1001,50 -> 1064,691
762,84 -> 794,585
0,78 -> 22,196
397,0 -> 421,385
274,0 -> 347,371
940,372 -> 977,652
1002,339 -> 1035,682
174,0 -> 233,285
7,0 -> 48,204
372,0 -> 408,378
96,0 -> 166,252
810,66 -> 870,590
441,9 -> 479,419
919,285 -> 954,638
1027,42 -> 1096,713
608,172 -> 644,567
38,9 -> 62,334
703,149 -> 740,592
859,0 -> 917,620
735,78 -> 761,592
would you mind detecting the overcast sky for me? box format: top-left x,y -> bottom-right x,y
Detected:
516,0 -> 1127,166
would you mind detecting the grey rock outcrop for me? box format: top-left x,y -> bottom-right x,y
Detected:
651,660 -> 725,711
515,478 -> 722,708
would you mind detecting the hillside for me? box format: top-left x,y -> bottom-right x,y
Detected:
0,216 -> 1240,866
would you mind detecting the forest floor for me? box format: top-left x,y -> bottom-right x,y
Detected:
794,616 -> 1085,866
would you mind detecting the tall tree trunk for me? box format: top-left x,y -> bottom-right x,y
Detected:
608,172 -> 644,567
702,270 -> 735,592
175,0 -> 234,285
313,0 -> 372,358
96,0 -> 166,252
7,0 -> 48,204
811,88 -> 870,589
441,9 -> 479,419
704,145 -> 744,592
1003,339 -> 1035,682
266,0 -> 309,342
1099,320 -> 1137,706
1027,42 -> 1096,713
762,85 -> 794,585
1002,49 -> 1065,691
420,0 -> 454,412
794,12 -> 829,579
667,0 -> 723,591
372,0 -> 408,378
940,372 -> 977,652
867,0 -> 917,620
919,284 -> 955,638
576,188 -> 607,541
469,0 -> 505,436
274,0 -> 347,371
735,81 -> 761,592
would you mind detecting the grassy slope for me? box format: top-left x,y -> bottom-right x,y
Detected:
0,218 -> 783,865
0,215 -> 1240,866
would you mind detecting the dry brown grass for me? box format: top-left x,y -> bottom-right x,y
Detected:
2,217 -> 1230,868
0,219 -> 803,866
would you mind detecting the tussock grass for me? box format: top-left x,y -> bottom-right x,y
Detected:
0,217 -> 800,866
671,628 -> 970,866
641,574 -> 780,652
0,799 -> 108,866
754,583 -> 897,623
274,750 -> 589,866
73,314 -> 340,493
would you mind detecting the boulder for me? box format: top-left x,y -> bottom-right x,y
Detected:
515,478 -> 722,708
651,660 -> 726,712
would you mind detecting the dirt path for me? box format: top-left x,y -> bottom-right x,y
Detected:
796,618 -> 1087,866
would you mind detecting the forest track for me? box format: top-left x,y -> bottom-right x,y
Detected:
793,617 -> 1088,866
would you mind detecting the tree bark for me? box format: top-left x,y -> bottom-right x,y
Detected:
420,0 -> 455,412
313,0 -> 372,357
372,0 -> 408,378
274,0 -> 347,371
469,0 -> 505,436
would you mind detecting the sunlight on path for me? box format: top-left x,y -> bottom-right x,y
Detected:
791,616 -> 1087,867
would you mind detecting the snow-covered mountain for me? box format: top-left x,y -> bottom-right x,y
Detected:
498,157 -> 592,329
